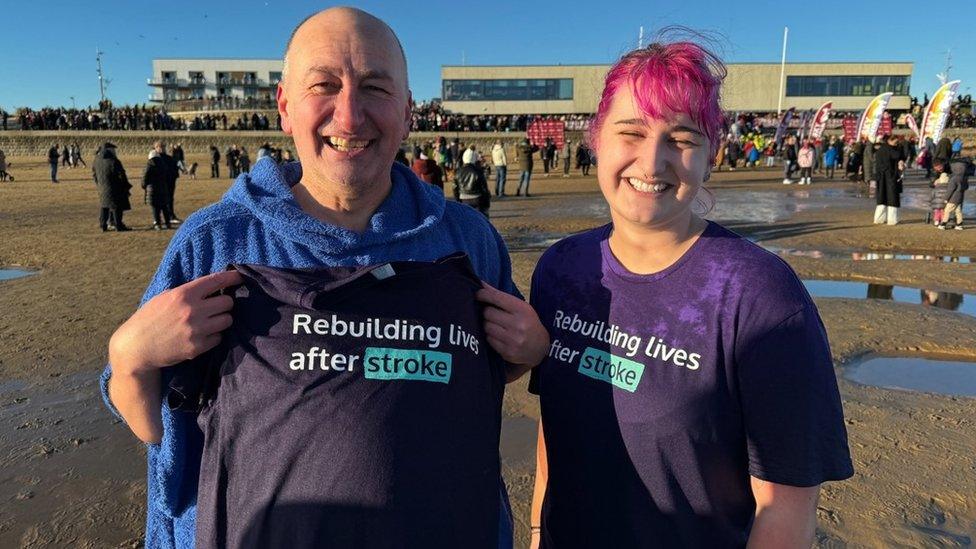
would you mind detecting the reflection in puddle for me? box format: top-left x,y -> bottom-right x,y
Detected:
802,279 -> 974,318
846,356 -> 976,398
765,246 -> 972,263
901,187 -> 976,217
708,187 -> 865,224
0,268 -> 35,281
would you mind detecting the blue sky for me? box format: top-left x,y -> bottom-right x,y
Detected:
2,0 -> 971,110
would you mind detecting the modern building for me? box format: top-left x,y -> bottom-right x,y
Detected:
148,58 -> 283,108
441,62 -> 914,115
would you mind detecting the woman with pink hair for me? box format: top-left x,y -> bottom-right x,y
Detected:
526,38 -> 853,548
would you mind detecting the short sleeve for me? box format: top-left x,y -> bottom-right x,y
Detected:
527,367 -> 540,395
526,264 -> 544,396
736,305 -> 854,487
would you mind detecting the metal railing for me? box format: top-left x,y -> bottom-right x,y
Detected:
147,78 -> 279,87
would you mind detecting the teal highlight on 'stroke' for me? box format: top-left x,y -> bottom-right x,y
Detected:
578,347 -> 645,393
363,347 -> 453,384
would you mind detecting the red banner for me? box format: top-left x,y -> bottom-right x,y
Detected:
808,102 -> 832,140
878,112 -> 893,138
527,119 -> 565,149
841,113 -> 890,143
842,116 -> 858,143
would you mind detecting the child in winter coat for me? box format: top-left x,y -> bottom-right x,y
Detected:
929,172 -> 949,226
941,157 -> 972,230
824,144 -> 838,179
797,141 -> 815,185
764,144 -> 776,167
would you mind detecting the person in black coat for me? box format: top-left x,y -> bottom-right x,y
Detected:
782,135 -> 798,184
226,145 -> 240,178
210,145 -> 221,178
92,142 -> 132,231
934,137 -> 953,167
453,157 -> 490,216
873,135 -> 906,225
172,143 -> 187,174
576,143 -> 592,176
48,144 -> 60,182
156,141 -> 181,223
142,150 -> 172,229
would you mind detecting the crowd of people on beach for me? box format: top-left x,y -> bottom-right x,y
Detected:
30,139 -> 299,232
403,135 -> 595,212
18,102 -> 182,131
14,103 -> 280,132
408,100 -> 592,132
6,96 -> 976,137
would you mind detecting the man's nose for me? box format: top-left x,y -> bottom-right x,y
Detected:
332,87 -> 365,133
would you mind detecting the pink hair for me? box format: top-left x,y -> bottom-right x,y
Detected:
588,40 -> 727,157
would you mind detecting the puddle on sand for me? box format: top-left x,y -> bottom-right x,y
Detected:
846,356 -> 976,398
505,232 -> 568,251
0,268 -> 35,281
802,279 -> 975,318
707,187 -> 865,224
764,246 -> 972,263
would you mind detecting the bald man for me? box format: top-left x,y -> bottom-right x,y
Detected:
102,7 -> 545,548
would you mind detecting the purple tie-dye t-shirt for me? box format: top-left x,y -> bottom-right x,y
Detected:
528,221 -> 853,548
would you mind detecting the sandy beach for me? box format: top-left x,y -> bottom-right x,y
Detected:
1,153 -> 975,547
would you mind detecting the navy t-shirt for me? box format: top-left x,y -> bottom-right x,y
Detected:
528,222 -> 853,548
172,254 -> 505,549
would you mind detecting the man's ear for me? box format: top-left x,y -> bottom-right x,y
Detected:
402,90 -> 413,141
276,84 -> 293,135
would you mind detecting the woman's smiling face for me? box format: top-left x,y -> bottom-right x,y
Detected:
595,84 -> 711,230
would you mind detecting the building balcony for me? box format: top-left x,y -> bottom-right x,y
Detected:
148,78 -> 209,87
214,78 -> 277,88
148,77 -> 186,87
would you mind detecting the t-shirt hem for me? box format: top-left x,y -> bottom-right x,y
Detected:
748,463 -> 855,488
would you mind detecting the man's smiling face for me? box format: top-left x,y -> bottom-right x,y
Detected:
278,9 -> 411,195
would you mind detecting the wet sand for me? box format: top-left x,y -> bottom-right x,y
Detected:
1,155 -> 975,547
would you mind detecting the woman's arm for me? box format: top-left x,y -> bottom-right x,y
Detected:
746,477 -> 819,549
529,420 -> 548,549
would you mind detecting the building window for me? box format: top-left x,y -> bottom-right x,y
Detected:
443,78 -> 573,101
785,75 -> 910,97
270,71 -> 282,85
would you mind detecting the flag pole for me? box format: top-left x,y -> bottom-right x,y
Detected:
777,27 -> 788,115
